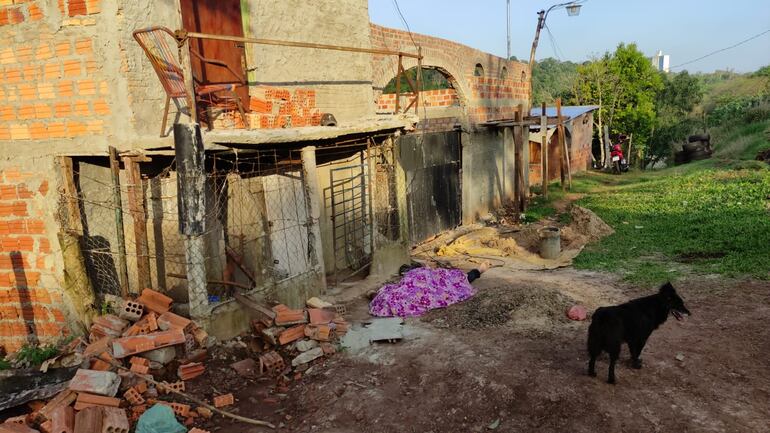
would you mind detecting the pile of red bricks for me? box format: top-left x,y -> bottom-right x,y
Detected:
250,296 -> 348,373
0,288 -> 216,433
211,86 -> 323,130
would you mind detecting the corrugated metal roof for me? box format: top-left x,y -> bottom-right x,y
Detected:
530,105 -> 599,121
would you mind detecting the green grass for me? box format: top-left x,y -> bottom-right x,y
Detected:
571,166 -> 770,284
712,119 -> 770,160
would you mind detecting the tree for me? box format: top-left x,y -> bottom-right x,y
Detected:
572,43 -> 662,168
646,71 -> 704,167
531,58 -> 579,104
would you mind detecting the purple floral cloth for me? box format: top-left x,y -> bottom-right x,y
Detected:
369,267 -> 476,317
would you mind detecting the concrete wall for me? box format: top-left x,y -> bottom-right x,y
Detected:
243,0 -> 375,124
461,128 -> 507,223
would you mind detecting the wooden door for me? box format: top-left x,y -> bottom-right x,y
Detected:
180,0 -> 249,105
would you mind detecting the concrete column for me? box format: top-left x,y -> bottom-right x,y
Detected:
393,136 -> 410,244
173,123 -> 209,325
503,127 -> 516,204
301,146 -> 327,295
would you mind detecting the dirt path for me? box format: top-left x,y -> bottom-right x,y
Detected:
206,269 -> 770,433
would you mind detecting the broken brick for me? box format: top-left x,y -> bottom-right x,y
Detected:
157,381 -> 185,394
129,363 -> 149,375
73,406 -> 102,433
129,357 -> 149,366
258,351 -> 285,376
122,388 -> 145,406
89,358 -> 111,371
196,407 -> 213,419
230,358 -> 258,378
74,393 -> 120,411
167,403 -> 190,418
0,423 -> 39,433
136,288 -> 173,314
100,407 -> 128,433
304,324 -> 331,341
91,315 -> 129,337
273,307 -> 307,326
260,327 -> 285,346
178,349 -> 207,365
122,312 -> 158,337
83,337 -> 112,358
212,393 -> 234,408
188,428 -> 210,433
278,325 -> 306,345
157,311 -> 191,331
320,342 -> 336,355
191,327 -> 209,347
118,301 -> 144,322
134,381 -> 148,394
34,390 -> 76,423
112,328 -> 185,358
308,308 -> 336,325
177,362 -> 205,381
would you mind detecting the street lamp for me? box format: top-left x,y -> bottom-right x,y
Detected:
528,1 -> 585,104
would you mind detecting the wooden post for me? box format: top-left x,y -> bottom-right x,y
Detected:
513,107 -> 522,215
555,98 -> 571,190
124,157 -> 151,291
540,102 -> 548,199
108,146 -> 130,297
415,47 -> 422,115
627,133 -> 634,167
520,104 -> 530,200
514,104 -> 527,212
395,54 -> 402,114
59,156 -> 83,235
177,34 -> 197,123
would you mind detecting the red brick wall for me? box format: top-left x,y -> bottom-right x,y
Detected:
377,89 -> 460,112
0,0 -> 111,142
0,166 -> 67,353
211,86 -> 323,129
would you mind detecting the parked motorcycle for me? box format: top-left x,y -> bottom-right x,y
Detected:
610,144 -> 629,174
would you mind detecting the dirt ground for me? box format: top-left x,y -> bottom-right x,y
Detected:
200,267 -> 770,433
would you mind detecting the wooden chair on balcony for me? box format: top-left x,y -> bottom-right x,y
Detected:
133,26 -> 248,137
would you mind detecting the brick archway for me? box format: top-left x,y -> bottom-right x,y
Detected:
370,24 -> 531,125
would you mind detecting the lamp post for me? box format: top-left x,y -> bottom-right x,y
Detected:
528,1 -> 584,105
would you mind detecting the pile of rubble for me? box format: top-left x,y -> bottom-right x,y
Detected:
0,289 -> 349,433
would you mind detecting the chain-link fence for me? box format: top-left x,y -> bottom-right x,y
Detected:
59,149 -> 317,308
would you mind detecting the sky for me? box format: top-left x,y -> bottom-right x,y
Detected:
368,0 -> 770,73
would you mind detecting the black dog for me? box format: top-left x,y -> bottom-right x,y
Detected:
587,282 -> 691,384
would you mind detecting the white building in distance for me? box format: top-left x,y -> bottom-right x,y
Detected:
650,50 -> 670,73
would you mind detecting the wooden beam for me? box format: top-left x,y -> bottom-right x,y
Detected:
124,157 -> 151,291
58,156 -> 83,235
541,102 -> 548,200
108,146 -> 130,297
513,106 -> 524,215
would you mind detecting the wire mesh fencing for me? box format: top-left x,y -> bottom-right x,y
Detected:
59,149 -> 318,307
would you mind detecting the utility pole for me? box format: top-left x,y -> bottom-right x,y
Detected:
506,0 -> 511,60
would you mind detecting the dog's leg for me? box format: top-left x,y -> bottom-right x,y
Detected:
587,333 -> 600,377
607,344 -> 620,384
629,340 -> 642,369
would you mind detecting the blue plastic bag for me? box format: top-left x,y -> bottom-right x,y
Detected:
136,404 -> 187,433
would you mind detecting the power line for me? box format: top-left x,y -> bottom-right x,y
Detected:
391,0 -> 418,50
671,28 -> 770,70
544,24 -> 565,60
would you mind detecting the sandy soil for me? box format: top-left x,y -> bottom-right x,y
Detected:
199,268 -> 770,433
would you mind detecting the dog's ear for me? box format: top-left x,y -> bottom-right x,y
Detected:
659,282 -> 675,295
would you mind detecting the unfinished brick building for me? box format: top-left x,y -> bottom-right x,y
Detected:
0,0 -> 532,351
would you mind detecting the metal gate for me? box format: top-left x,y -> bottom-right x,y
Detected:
329,162 -> 373,284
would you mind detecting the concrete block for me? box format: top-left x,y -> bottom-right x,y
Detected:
142,347 -> 177,365
101,408 -> 128,433
291,347 -> 323,367
295,339 -> 318,352
73,407 -> 102,433
68,370 -> 121,397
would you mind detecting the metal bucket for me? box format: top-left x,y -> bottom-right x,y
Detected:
538,226 -> 561,259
